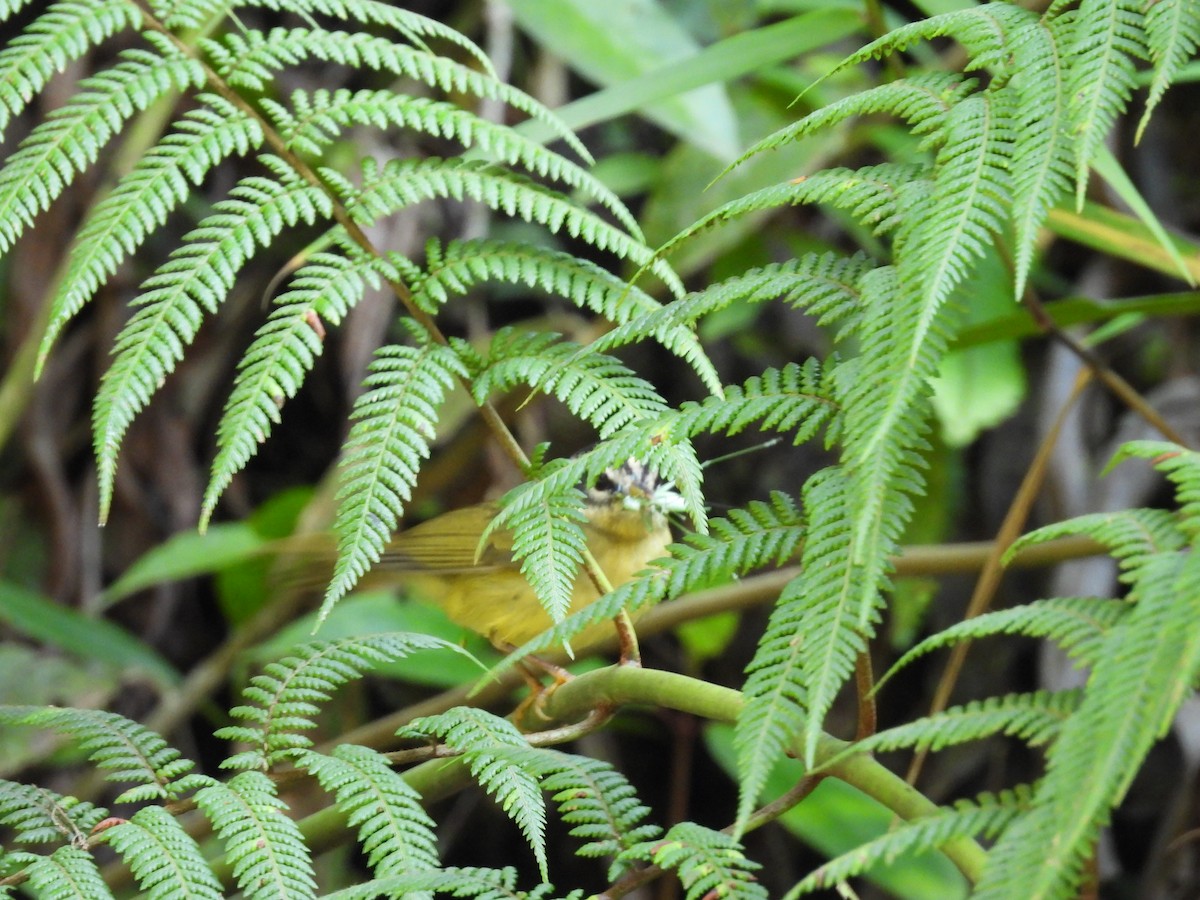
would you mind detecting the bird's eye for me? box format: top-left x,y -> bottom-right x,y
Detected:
593,472 -> 618,494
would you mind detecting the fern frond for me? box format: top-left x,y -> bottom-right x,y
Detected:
671,360 -> 839,448
790,788 -> 1029,898
1109,441 -> 1200,539
183,0 -> 495,73
205,26 -> 588,162
194,771 -> 316,900
475,330 -> 667,438
621,823 -> 765,900
1138,0 -> 1200,140
524,749 -> 661,878
102,806 -> 223,900
975,552 -> 1200,899
93,160 -> 332,521
828,2 -> 1037,80
0,0 -> 143,139
1006,508 -> 1185,589
882,597 -> 1128,684
657,164 -> 927,263
346,157 -> 684,297
323,866 -> 568,900
0,780 -> 107,845
297,745 -> 439,880
217,633 -> 453,771
19,846 -> 111,900
0,45 -> 205,259
846,690 -> 1081,761
1065,0 -> 1146,205
732,72 -> 975,171
323,336 -> 468,615
0,706 -> 200,803
40,96 -> 264,371
202,244 -> 387,525
1009,14 -> 1074,297
598,252 -> 875,360
270,89 -> 637,236
735,468 -> 848,827
399,709 -> 548,881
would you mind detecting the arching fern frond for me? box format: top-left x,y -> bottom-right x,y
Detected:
791,788 -> 1029,898
323,336 -> 469,615
194,771 -> 316,900
205,26 -> 588,162
1138,0 -> 1200,140
18,846 -> 112,900
0,780 -> 107,845
0,0 -> 144,138
194,0 -> 495,73
101,806 -> 224,900
1064,0 -> 1145,205
268,90 -> 637,236
39,96 -> 264,371
217,632 -> 455,771
474,329 -> 668,439
345,157 -> 684,297
598,252 -> 874,358
0,45 -> 205,258
670,360 -> 839,449
1110,441 -> 1200,537
731,72 -> 975,172
296,745 -> 440,880
881,597 -> 1128,686
323,866 -> 570,900
620,823 -> 765,900
399,708 -> 548,881
976,550 -> 1200,898
0,707 -> 201,803
93,160 -> 332,522
202,243 -> 387,526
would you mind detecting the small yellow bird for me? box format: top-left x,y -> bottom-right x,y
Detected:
356,459 -> 683,649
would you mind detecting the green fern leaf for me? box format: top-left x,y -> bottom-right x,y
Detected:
0,46 -> 205,259
0,0 -> 143,139
0,706 -> 199,803
672,360 -> 839,448
622,823 -> 765,900
204,26 -> 588,162
400,709 -> 549,882
271,89 -> 637,236
20,846 -> 112,900
475,329 -> 668,438
217,633 -> 454,770
1065,0 -> 1146,205
93,163 -> 332,522
297,745 -> 440,881
1137,0 -> 1200,140
322,866 -> 569,900
1009,15 -> 1074,297
1109,441 -> 1200,539
194,771 -> 317,900
976,551 -> 1200,898
323,336 -> 468,616
881,597 -> 1128,684
202,244 -> 386,525
176,0 -> 495,73
40,97 -> 264,372
347,157 -> 683,297
731,72 -> 975,174
0,779 -> 107,844
735,468 -> 846,828
790,788 -> 1028,898
102,806 -> 223,900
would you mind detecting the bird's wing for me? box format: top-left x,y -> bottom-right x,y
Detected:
377,504 -> 517,574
